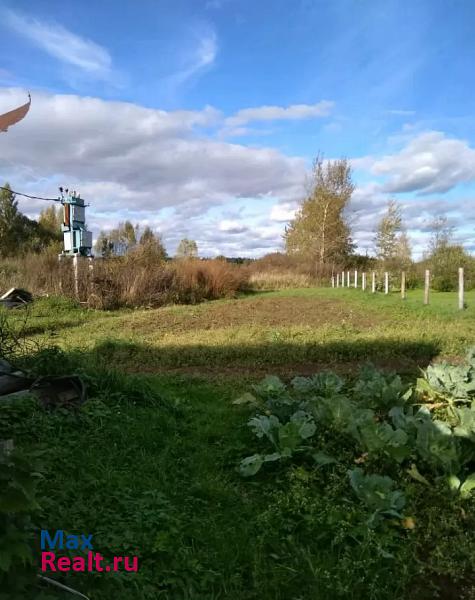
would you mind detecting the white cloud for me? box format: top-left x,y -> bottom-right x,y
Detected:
2,89 -> 473,258
385,109 -> 416,116
218,219 -> 248,234
171,28 -> 218,87
370,131 -> 475,194
0,88 -> 307,256
226,100 -> 334,127
270,201 -> 298,222
5,10 -> 112,80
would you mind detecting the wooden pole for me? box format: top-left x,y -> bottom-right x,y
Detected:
372,271 -> 376,294
384,272 -> 389,295
58,254 -> 64,294
73,254 -> 79,300
401,271 -> 406,300
458,267 -> 464,310
362,272 -> 366,291
88,257 -> 94,301
424,269 -> 430,305
354,270 -> 358,288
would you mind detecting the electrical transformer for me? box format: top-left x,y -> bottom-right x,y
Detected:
59,188 -> 93,256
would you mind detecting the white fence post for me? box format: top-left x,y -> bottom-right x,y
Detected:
362,272 -> 366,291
354,270 -> 358,288
384,272 -> 389,295
336,273 -> 340,288
347,270 -> 350,288
372,271 -> 376,294
424,269 -> 430,305
459,267 -> 464,310
342,271 -> 345,287
401,271 -> 406,300
331,276 -> 335,288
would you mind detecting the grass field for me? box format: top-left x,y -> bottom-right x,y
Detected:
16,287 -> 475,373
4,287 -> 475,599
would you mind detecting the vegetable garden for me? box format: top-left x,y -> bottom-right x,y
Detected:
1,288 -> 475,599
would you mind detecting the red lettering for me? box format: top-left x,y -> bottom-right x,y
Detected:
113,556 -> 123,571
41,552 -> 57,571
124,556 -> 138,572
94,552 -> 104,571
72,556 -> 86,572
57,556 -> 71,571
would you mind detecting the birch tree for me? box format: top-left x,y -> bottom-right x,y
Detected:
284,156 -> 354,272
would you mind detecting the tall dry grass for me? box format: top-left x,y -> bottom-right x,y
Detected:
0,252 -> 249,310
248,271 -> 313,290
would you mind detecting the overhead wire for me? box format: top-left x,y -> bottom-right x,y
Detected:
0,185 -> 61,202
0,185 -> 89,205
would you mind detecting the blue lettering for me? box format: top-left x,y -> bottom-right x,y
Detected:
80,534 -> 93,550
41,530 -> 63,550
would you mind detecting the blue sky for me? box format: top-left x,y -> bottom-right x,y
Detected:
0,0 -> 474,256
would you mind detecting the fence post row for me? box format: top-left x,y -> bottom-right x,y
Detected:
334,267 -> 466,310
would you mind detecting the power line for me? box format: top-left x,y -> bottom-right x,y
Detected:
0,185 -> 62,203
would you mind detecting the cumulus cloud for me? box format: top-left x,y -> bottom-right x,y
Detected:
269,201 -> 298,222
4,10 -> 112,80
2,88 -> 474,258
226,100 -> 334,127
0,88 -> 307,253
370,131 -> 475,194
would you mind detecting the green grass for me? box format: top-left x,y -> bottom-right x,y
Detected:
4,288 -> 475,599
9,287 -> 475,374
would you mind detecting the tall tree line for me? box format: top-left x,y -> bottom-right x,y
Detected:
0,184 -> 62,258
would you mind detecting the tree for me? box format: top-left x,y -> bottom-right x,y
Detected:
0,184 -> 24,257
122,220 -> 137,249
137,226 -> 168,261
0,183 -> 65,256
139,226 -> 156,245
95,231 -> 114,257
395,231 -> 412,270
38,205 -> 62,235
374,200 -> 402,261
425,217 -> 470,291
176,238 -> 198,258
426,216 -> 453,256
284,156 -> 355,271
38,204 -> 62,252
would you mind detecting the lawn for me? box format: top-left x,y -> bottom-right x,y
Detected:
3,287 -> 475,599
